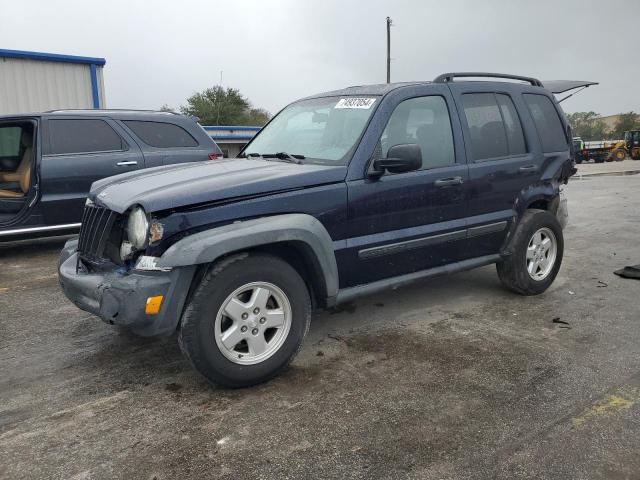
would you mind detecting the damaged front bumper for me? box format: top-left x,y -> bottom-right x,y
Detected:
58,238 -> 195,337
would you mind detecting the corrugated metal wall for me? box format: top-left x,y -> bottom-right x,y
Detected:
0,57 -> 105,114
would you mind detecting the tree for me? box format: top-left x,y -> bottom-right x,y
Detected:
159,104 -> 176,113
565,111 -> 610,141
180,86 -> 271,126
609,112 -> 640,139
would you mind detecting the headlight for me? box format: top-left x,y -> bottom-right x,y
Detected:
126,206 -> 149,249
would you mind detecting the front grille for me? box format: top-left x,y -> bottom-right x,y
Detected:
77,204 -> 118,259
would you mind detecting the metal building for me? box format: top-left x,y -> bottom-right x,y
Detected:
203,125 -> 261,157
0,49 -> 106,114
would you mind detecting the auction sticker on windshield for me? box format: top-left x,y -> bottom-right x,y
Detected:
335,98 -> 376,109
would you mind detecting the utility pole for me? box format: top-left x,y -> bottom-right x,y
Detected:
386,16 -> 392,84
216,70 -> 223,125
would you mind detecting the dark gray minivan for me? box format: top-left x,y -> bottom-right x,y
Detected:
0,110 -> 222,241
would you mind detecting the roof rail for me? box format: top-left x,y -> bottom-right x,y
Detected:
433,72 -> 543,87
44,108 -> 181,115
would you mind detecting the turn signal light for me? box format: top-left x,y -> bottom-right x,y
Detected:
145,295 -> 164,315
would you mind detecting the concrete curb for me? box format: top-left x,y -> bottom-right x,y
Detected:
571,170 -> 640,180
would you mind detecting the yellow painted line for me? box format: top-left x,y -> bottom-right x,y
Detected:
572,387 -> 640,428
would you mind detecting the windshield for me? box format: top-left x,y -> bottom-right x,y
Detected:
243,96 -> 379,165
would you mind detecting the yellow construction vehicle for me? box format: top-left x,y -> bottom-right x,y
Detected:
608,130 -> 640,161
582,131 -> 640,162
621,130 -> 640,160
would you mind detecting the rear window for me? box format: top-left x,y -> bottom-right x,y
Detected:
523,94 -> 567,153
461,93 -> 508,160
124,120 -> 198,148
49,119 -> 125,155
496,94 -> 527,155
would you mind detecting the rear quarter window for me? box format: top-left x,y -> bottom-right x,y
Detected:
124,120 -> 198,148
523,94 -> 568,153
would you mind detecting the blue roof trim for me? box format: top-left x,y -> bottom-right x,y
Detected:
208,135 -> 255,141
203,125 -> 261,132
0,48 -> 106,65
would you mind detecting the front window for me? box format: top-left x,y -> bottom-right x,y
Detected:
243,96 -> 378,165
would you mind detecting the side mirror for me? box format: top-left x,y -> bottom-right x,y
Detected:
373,144 -> 422,174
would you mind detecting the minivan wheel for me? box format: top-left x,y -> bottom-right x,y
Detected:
178,253 -> 311,388
496,209 -> 564,295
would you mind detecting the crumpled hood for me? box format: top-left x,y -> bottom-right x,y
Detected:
89,159 -> 347,213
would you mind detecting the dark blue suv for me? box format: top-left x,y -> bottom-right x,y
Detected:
59,73 -> 580,388
0,110 -> 222,241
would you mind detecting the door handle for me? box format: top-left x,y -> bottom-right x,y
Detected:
116,161 -> 138,166
519,164 -> 538,172
434,176 -> 463,187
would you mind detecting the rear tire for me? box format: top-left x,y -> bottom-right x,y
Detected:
496,209 -> 564,295
179,252 -> 311,388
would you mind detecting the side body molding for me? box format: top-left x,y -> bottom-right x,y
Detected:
157,214 -> 339,299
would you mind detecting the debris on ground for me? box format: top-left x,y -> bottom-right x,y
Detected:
552,317 -> 571,329
596,280 -> 608,288
614,265 -> 640,279
327,333 -> 352,346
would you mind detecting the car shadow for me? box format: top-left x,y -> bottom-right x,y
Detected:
0,235 -> 73,257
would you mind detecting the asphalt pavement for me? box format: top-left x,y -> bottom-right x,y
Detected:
1,174 -> 639,479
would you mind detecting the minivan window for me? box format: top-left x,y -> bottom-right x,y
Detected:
49,119 -> 124,155
462,93 -> 508,160
523,94 -> 568,153
124,120 -> 198,148
244,96 -> 377,165
496,94 -> 527,155
381,96 -> 455,169
0,126 -> 22,158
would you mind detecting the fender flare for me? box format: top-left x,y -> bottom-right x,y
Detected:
156,214 -> 339,299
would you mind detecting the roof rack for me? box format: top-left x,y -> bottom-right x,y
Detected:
44,108 -> 181,115
433,72 -> 543,87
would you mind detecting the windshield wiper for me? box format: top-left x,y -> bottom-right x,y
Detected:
246,152 -> 305,164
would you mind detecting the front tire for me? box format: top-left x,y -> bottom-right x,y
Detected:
496,209 -> 564,295
614,148 -> 626,161
179,253 -> 311,388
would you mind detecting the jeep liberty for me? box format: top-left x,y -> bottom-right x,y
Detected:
59,73 -> 583,387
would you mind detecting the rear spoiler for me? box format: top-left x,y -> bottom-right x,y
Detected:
542,80 -> 598,103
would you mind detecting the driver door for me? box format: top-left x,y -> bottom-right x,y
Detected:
342,88 -> 469,287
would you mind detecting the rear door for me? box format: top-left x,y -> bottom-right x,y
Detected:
40,117 -> 142,225
120,119 -> 216,167
448,84 -> 544,258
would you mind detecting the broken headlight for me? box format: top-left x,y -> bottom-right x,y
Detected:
126,206 -> 149,250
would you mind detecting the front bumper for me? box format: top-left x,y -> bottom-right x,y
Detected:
58,239 -> 195,337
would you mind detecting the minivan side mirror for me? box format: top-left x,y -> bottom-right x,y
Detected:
372,144 -> 422,175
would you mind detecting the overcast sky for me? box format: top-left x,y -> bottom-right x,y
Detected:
1,0 -> 638,117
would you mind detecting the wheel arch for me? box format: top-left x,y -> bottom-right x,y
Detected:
502,184 -> 562,255
157,214 -> 339,307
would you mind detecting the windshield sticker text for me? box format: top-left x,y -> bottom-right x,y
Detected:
335,98 -> 376,109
